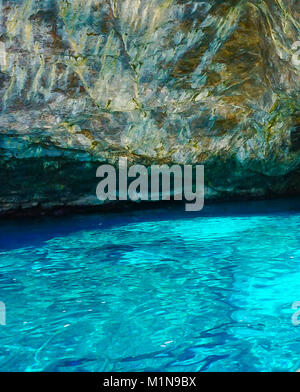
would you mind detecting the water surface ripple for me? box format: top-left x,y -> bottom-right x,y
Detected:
1,199 -> 300,371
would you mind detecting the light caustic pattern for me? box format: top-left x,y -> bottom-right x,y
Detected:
1,200 -> 300,371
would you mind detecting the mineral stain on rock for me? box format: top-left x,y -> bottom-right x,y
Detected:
0,0 -> 299,215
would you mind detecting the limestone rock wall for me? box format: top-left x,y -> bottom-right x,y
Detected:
0,0 -> 299,213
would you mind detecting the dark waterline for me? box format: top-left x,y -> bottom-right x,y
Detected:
1,197 -> 300,251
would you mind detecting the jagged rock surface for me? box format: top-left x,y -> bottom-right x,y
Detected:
0,0 -> 299,214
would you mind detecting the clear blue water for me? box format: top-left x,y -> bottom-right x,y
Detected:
1,199 -> 300,372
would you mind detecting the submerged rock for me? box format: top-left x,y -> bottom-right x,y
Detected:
0,0 -> 299,214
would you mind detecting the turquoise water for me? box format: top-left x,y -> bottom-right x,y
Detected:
1,199 -> 300,372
